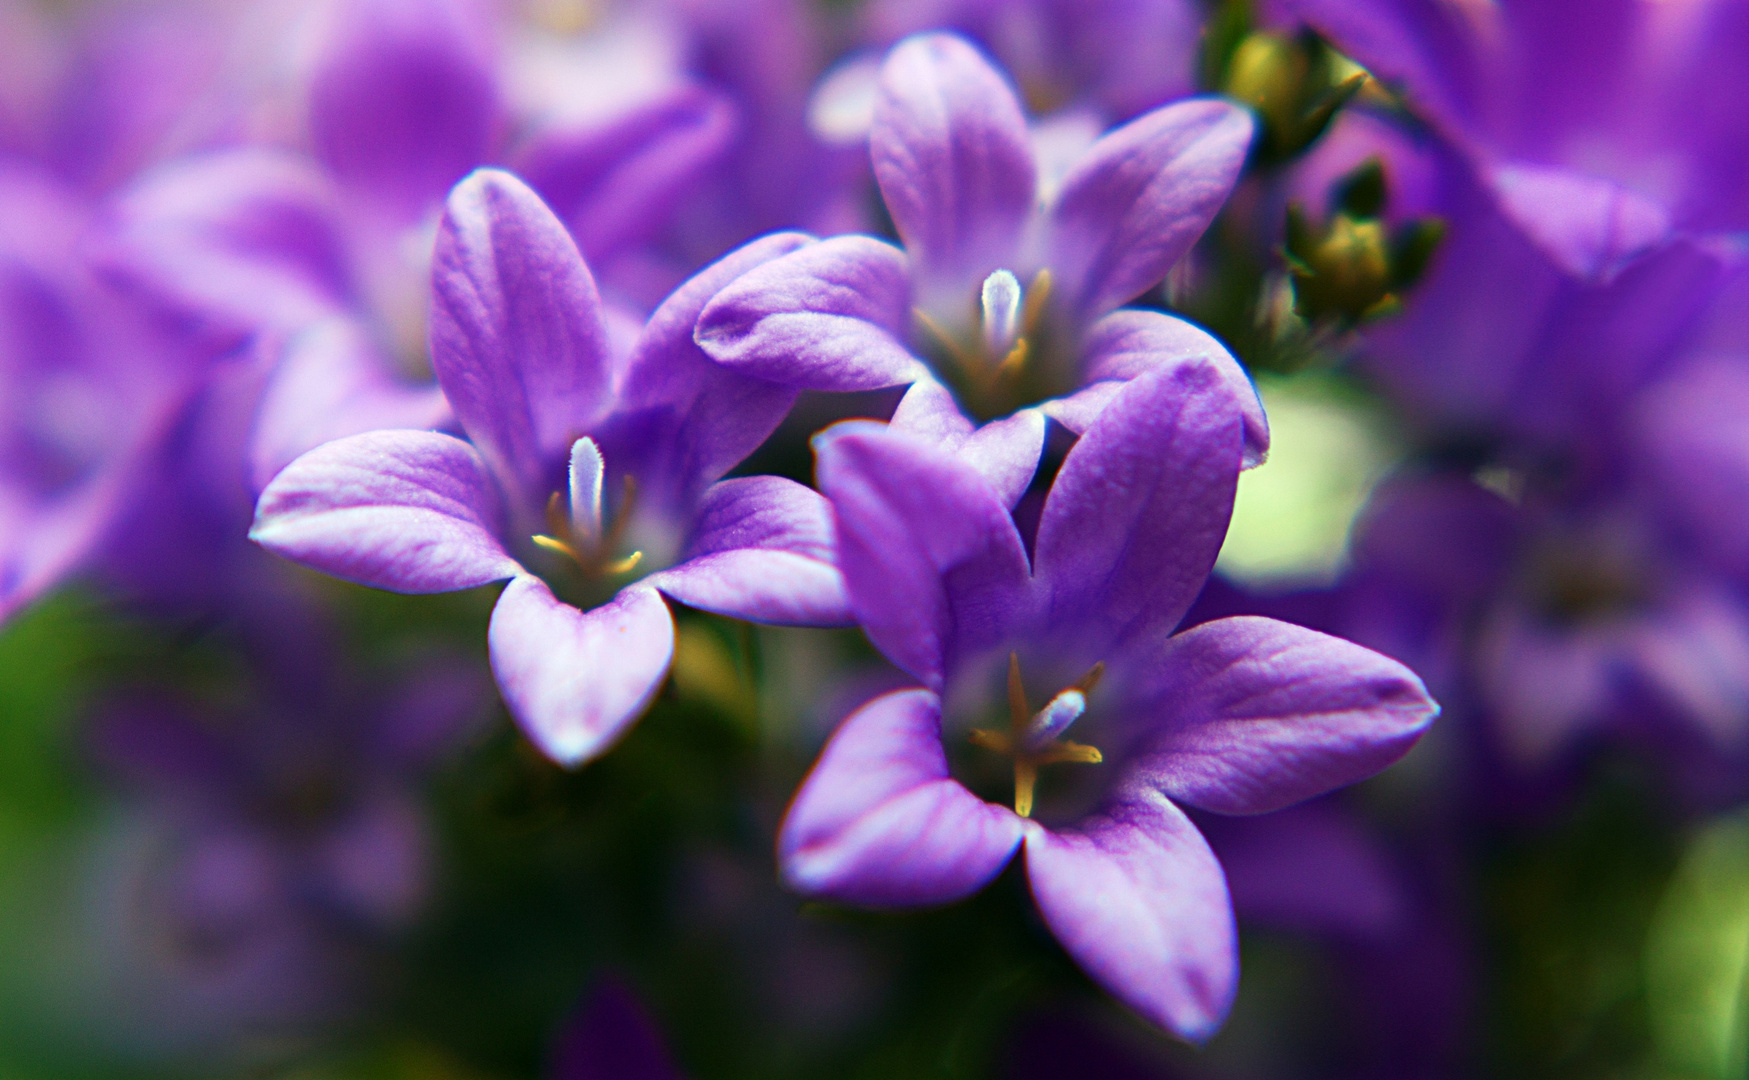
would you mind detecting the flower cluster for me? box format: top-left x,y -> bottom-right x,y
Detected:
4,0 -> 1746,1076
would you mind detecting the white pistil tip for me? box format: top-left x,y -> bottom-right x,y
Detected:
981,269 -> 1023,359
1024,688 -> 1086,750
568,436 -> 604,545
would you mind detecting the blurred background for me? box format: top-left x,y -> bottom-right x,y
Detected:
4,0 -> 1749,1076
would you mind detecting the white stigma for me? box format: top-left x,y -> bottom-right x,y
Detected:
1023,688 -> 1086,751
981,269 -> 1024,359
568,436 -> 605,545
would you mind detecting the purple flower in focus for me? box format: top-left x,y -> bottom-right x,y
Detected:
778,363 -> 1437,1039
697,32 -> 1261,500
252,169 -> 847,765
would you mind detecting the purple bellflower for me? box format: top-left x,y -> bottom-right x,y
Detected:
696,32 -> 1262,503
860,0 -> 1205,121
778,361 -> 1437,1040
102,0 -> 746,492
251,169 -> 848,766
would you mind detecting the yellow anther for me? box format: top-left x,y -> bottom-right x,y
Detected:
531,534 -> 577,558
600,551 -> 645,576
1014,760 -> 1039,819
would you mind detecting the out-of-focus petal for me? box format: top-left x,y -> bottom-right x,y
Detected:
306,0 -> 500,216
487,577 -> 674,767
251,429 -> 521,593
780,688 -> 1024,906
871,32 -> 1034,301
1486,163 -> 1671,283
1033,361 -> 1243,661
816,423 -> 1033,691
1122,616 -> 1437,815
430,169 -> 613,502
250,318 -> 450,492
1024,788 -> 1236,1043
694,235 -> 924,391
518,84 -> 738,266
647,476 -> 850,626
1049,99 -> 1252,322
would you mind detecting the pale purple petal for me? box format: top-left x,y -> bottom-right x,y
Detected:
871,32 -> 1034,300
816,423 -> 1032,691
888,378 -> 1044,507
430,169 -> 613,502
646,476 -> 850,626
1049,99 -> 1253,322
250,318 -> 450,491
487,577 -> 674,767
517,84 -> 738,266
1627,586 -> 1749,751
1033,361 -> 1244,660
250,429 -> 520,593
1024,789 -> 1237,1043
1122,616 -> 1438,815
306,0 -> 500,216
779,688 -> 1024,907
102,148 -> 350,342
603,232 -> 810,505
694,235 -> 925,392
1486,162 -> 1672,282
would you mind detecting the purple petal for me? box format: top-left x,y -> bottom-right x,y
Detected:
306,0 -> 500,217
871,32 -> 1034,302
430,169 -> 613,503
1627,586 -> 1749,750
518,84 -> 738,266
815,423 -> 1033,691
1049,99 -> 1253,322
250,318 -> 450,491
1024,790 -> 1237,1042
888,378 -> 1044,507
1637,359 -> 1749,577
1486,162 -> 1671,282
694,235 -> 925,392
102,148 -> 350,343
1122,616 -> 1438,816
550,979 -> 685,1080
251,429 -> 521,593
603,232 -> 810,505
646,476 -> 850,626
487,577 -> 674,767
779,688 -> 1024,907
1033,360 -> 1244,660
1048,309 -> 1267,467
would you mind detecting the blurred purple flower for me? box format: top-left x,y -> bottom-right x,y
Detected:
80,607 -> 490,1052
550,977 -> 685,1080
0,163 -> 197,623
696,31 -> 1261,495
860,0 -> 1205,121
778,363 -> 1436,1040
252,169 -> 847,765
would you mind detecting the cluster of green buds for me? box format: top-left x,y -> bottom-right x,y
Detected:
1283,159 -> 1445,327
1214,21 -> 1369,165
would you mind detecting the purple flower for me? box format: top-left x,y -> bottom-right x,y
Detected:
860,0 -> 1205,121
696,32 -> 1261,486
251,169 -> 848,766
1285,0 -> 1749,250
0,163 -> 196,623
777,362 -> 1437,1039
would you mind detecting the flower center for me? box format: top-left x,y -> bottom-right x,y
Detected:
969,652 -> 1104,818
532,437 -> 646,579
914,267 -> 1055,420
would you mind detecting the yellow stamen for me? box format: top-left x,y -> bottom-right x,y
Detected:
972,651 -> 1103,818
600,551 -> 645,575
1022,268 -> 1053,333
913,308 -> 978,371
531,534 -> 577,558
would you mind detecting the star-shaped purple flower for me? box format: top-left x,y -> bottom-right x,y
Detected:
251,169 -> 848,766
778,361 -> 1437,1040
695,31 -> 1262,501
